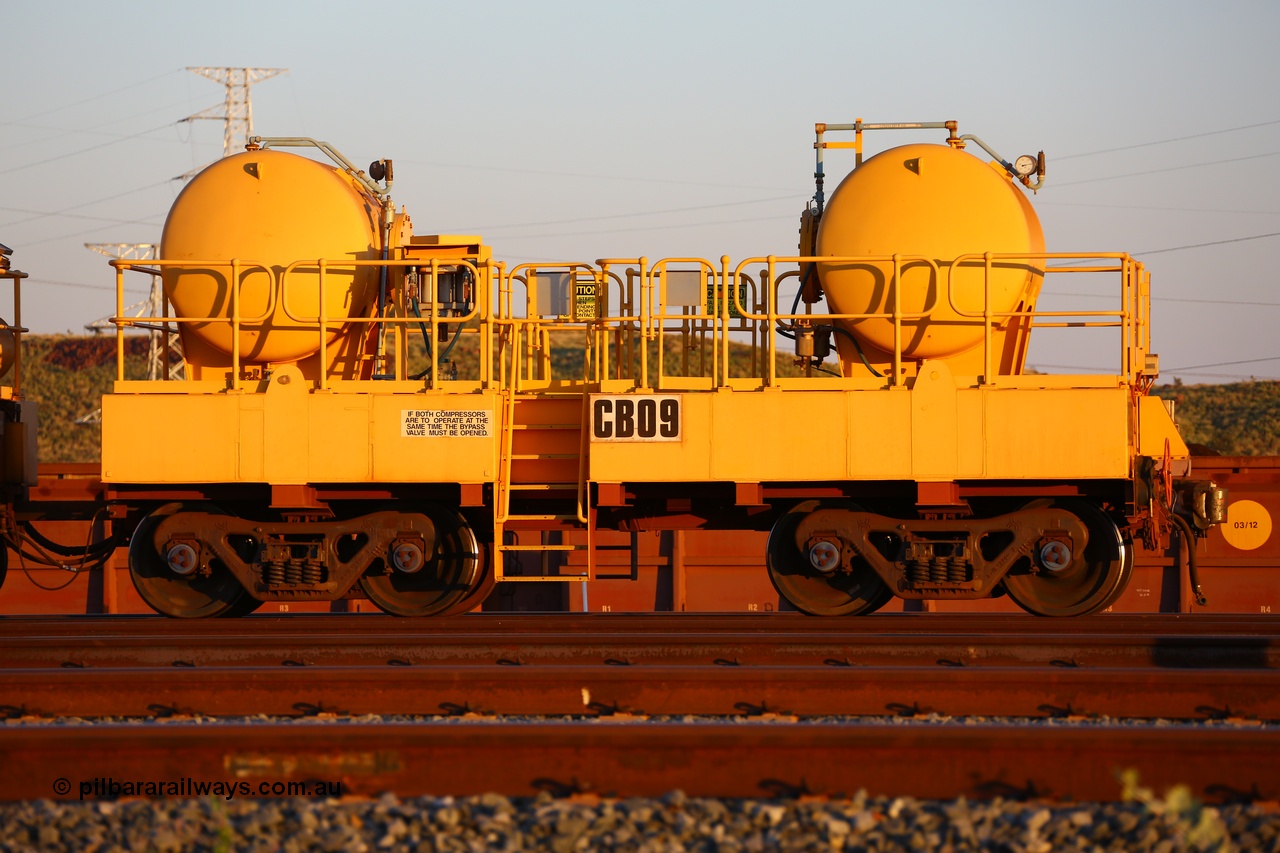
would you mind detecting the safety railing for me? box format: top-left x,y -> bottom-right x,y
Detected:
109,250 -> 1153,392
108,258 -> 490,391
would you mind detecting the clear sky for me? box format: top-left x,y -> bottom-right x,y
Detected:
3,0 -> 1277,383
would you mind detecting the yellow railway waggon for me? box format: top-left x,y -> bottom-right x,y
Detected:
99,121 -> 1224,618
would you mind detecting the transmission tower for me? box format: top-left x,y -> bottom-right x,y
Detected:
182,66 -> 286,156
77,244 -> 185,424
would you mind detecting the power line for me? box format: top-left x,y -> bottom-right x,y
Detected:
406,158 -> 794,193
1166,356 -> 1280,371
9,70 -> 183,123
25,277 -> 148,295
1039,290 -> 1280,308
467,195 -> 798,232
0,206 -> 164,228
1038,201 -> 1280,216
1138,230 -> 1280,256
0,121 -> 178,176
0,180 -> 173,230
1052,149 -> 1280,187
1046,230 -> 1280,266
1057,119 -> 1280,160
492,212 -> 795,241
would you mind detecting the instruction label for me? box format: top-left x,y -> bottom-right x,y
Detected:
401,410 -> 493,439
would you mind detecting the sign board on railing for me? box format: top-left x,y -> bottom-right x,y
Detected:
533,271 -> 597,321
664,270 -> 745,318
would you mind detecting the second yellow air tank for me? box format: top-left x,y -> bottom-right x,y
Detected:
816,142 -> 1044,363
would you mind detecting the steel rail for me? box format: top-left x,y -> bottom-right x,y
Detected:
2,720 -> 1277,803
3,664 -> 1278,719
1,614 -> 1277,670
2,631 -> 1277,669
4,613 -> 1278,637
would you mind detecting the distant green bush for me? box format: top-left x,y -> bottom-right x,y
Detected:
1153,379 -> 1280,457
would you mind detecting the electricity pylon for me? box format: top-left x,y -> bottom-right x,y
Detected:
77,243 -> 184,424
182,67 -> 287,156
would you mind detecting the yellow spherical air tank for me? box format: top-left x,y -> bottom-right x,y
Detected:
816,142 -> 1044,363
161,149 -> 381,365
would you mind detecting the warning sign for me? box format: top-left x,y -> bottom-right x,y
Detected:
573,281 -> 598,321
401,410 -> 493,438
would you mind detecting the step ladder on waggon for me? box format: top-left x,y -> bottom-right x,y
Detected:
494,392 -> 612,582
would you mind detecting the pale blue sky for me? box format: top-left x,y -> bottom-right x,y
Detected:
3,0 -> 1278,382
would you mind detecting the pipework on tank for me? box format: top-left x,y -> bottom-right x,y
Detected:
811,121 -> 1046,211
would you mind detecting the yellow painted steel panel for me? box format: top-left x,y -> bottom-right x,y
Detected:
237,397 -> 265,481
1137,395 -> 1190,458
846,390 -> 912,479
909,362 -> 959,480
102,395 -> 240,483
308,396 -> 372,483
982,388 -> 1130,479
263,390 -> 309,484
588,384 -> 1134,486
104,390 -> 500,485
955,391 -> 985,478
710,392 -> 849,481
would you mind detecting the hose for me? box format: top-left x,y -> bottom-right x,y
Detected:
22,520 -> 117,558
1171,513 -> 1208,608
828,324 -> 883,378
408,296 -> 463,382
775,278 -> 882,378
2,507 -> 117,590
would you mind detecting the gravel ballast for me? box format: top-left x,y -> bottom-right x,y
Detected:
2,790 -> 1277,852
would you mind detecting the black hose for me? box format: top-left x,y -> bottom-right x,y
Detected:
1171,513 -> 1208,607
21,520 -> 117,558
828,324 -> 883,378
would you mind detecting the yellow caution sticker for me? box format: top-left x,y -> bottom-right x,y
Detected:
1221,499 -> 1272,551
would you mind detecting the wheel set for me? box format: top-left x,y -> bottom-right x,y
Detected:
766,498 -> 1132,618
127,502 -> 492,618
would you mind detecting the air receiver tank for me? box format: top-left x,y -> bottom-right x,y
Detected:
161,149 -> 382,366
815,142 -> 1044,366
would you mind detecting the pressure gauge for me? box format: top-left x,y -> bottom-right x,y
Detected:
1013,154 -> 1038,177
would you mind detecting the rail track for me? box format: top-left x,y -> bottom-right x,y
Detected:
1,613 -> 1278,802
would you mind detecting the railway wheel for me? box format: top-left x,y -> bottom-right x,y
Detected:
437,542 -> 495,616
359,506 -> 481,616
1003,500 -> 1132,617
766,500 -> 893,616
128,504 -> 249,619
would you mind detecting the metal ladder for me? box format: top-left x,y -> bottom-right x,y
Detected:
492,387 -> 596,583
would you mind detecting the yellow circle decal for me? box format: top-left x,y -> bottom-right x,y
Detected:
1221,499 -> 1273,551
